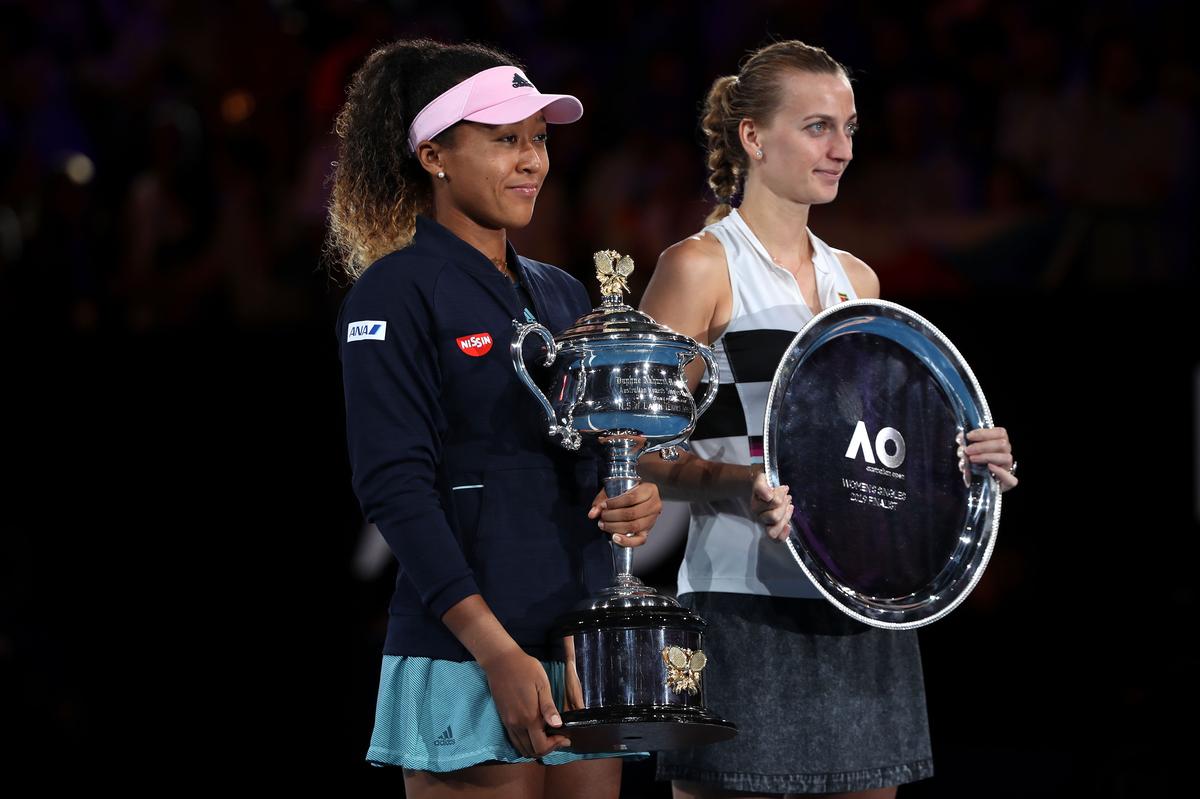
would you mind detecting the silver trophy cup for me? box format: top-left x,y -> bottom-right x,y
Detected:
511,251 -> 737,752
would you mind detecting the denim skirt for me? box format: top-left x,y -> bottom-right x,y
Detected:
655,592 -> 934,794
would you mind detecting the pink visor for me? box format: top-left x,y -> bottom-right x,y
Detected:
406,65 -> 583,152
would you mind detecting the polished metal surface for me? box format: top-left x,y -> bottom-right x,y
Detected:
555,607 -> 736,753
511,288 -> 718,585
580,590 -> 680,612
764,299 -> 1001,630
572,627 -> 706,710
511,296 -> 719,457
515,255 -> 736,752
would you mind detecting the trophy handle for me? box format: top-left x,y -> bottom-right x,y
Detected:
693,344 -> 720,418
649,344 -> 720,461
510,321 -> 581,450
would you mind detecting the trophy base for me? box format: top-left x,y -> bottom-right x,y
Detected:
557,706 -> 737,753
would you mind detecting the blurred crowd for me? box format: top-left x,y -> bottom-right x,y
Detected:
0,0 -> 1194,337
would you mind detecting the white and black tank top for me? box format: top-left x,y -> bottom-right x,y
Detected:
679,208 -> 858,599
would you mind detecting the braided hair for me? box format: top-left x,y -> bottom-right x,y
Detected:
701,40 -> 848,224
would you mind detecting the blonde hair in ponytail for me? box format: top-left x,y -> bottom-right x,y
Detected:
701,40 -> 848,224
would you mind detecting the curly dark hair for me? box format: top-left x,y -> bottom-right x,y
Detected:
327,39 -> 520,281
701,40 -> 849,224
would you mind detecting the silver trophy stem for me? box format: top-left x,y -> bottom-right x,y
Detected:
601,434 -> 645,591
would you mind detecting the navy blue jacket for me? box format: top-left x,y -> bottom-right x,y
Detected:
337,215 -> 610,661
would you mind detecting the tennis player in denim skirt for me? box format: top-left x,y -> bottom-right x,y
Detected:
639,40 -> 1019,799
328,39 -> 662,799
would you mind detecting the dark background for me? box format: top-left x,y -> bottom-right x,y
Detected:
1,0 -> 1195,794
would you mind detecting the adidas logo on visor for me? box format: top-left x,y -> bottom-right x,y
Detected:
512,72 -> 533,89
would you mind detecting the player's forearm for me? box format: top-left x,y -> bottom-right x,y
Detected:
638,449 -> 757,503
441,594 -> 522,668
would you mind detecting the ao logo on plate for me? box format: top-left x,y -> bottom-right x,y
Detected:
844,420 -> 906,469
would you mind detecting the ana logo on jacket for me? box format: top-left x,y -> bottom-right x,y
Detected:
456,332 -> 493,357
347,320 -> 386,342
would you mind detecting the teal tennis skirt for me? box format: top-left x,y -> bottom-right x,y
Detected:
367,655 -> 644,771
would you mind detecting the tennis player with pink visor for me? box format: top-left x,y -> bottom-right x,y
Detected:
329,38 -> 661,799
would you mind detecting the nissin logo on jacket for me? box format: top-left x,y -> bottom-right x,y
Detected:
347,320 -> 387,342
456,332 -> 493,357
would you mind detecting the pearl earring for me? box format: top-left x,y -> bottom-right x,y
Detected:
436,170 -> 446,180
756,149 -> 763,159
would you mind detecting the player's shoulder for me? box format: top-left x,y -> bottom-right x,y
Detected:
657,228 -> 728,277
830,247 -> 880,299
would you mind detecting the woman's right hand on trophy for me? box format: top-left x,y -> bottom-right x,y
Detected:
587,456 -> 663,547
749,466 -> 793,541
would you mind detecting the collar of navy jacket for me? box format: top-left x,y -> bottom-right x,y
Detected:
408,214 -> 580,334
374,215 -> 594,463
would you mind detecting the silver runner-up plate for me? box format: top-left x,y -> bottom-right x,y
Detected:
763,300 -> 1002,629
